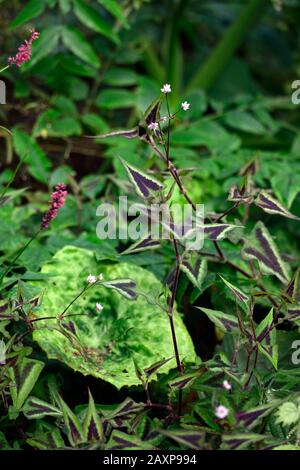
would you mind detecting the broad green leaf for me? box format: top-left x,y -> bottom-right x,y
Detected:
9,358 -> 44,410
10,0 -> 47,29
96,89 -> 135,109
74,0 -> 119,44
276,402 -> 300,426
61,26 -> 100,68
223,111 -> 266,135
31,246 -> 196,389
23,26 -> 61,68
97,0 -> 127,24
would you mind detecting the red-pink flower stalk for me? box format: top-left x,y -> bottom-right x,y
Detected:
41,183 -> 68,229
8,29 -> 40,67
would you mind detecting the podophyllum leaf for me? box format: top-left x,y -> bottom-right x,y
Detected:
23,396 -> 62,420
102,278 -> 137,300
160,429 -> 204,450
86,127 -> 139,140
255,191 -> 300,220
120,235 -> 160,255
255,308 -> 278,369
31,246 -> 195,388
222,433 -> 266,450
219,275 -> 249,305
285,268 -> 300,302
236,403 -> 275,429
242,221 -> 290,284
181,257 -> 207,291
106,430 -> 154,450
120,158 -> 164,199
197,307 -> 238,333
144,357 -> 173,378
276,402 -> 300,426
204,224 -> 241,240
83,390 -> 104,443
8,358 -> 44,410
143,97 -> 161,126
57,395 -> 84,447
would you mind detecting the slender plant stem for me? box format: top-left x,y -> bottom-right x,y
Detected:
0,65 -> 9,74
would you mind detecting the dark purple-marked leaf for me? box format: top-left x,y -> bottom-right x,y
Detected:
106,430 -> 154,450
222,433 -> 265,450
120,158 -> 164,199
144,356 -> 173,378
85,127 -> 139,140
255,308 -> 278,369
255,191 -> 300,220
103,398 -> 144,422
242,221 -> 290,284
197,307 -> 238,333
160,429 -> 204,450
181,257 -> 207,291
102,278 -> 137,300
26,429 -> 65,450
228,185 -> 253,204
169,373 -> 198,390
287,306 -> 300,321
236,404 -> 274,429
239,157 -> 258,176
83,390 -> 103,443
8,358 -> 45,410
23,396 -> 62,420
219,275 -> 249,304
204,224 -> 240,240
121,235 -> 160,255
284,267 -> 300,302
62,320 -> 76,335
0,303 -> 9,312
57,395 -> 83,447
144,97 -> 161,125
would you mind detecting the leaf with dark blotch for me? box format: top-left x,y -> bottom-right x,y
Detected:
169,373 -> 198,390
62,320 -> 76,335
219,275 -> 249,304
255,308 -> 278,369
287,306 -> 300,321
121,235 -> 160,255
197,307 -> 238,333
23,396 -> 62,420
83,390 -> 103,443
104,398 -> 144,422
228,185 -> 253,203
85,127 -> 139,140
236,404 -> 275,429
102,278 -> 137,300
242,221 -> 290,284
57,395 -> 83,447
106,430 -> 153,450
255,191 -> 300,220
143,97 -> 161,125
181,257 -> 207,291
160,429 -> 204,450
222,433 -> 265,450
204,224 -> 241,240
144,357 -> 173,378
121,158 -> 164,199
284,268 -> 300,302
8,358 -> 44,410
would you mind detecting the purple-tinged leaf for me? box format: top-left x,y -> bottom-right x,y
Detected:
255,308 -> 278,369
106,430 -> 153,450
236,404 -> 274,429
239,157 -> 258,176
121,158 -> 164,199
85,127 -> 139,140
57,395 -> 83,447
204,224 -> 241,240
62,320 -> 76,335
197,307 -> 238,333
228,185 -> 253,204
242,221 -> 290,284
144,97 -> 161,125
23,396 -> 62,420
287,306 -> 300,321
160,429 -> 204,450
144,356 -> 173,378
222,433 -> 265,450
83,390 -> 103,443
8,357 -> 45,410
255,191 -> 300,220
121,235 -> 160,255
181,256 -> 207,291
219,275 -> 249,304
284,268 -> 300,302
102,278 -> 137,300
169,372 -> 199,390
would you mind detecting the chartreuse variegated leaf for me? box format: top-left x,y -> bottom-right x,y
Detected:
255,191 -> 300,220
26,428 -> 65,450
197,307 -> 238,333
160,429 -> 204,450
57,395 -> 84,447
242,221 -> 290,284
236,403 -> 276,429
219,275 -> 249,305
222,433 -> 266,450
106,430 -> 154,450
121,235 -> 161,255
31,246 -> 195,389
101,278 -> 137,300
255,308 -> 278,369
120,158 -> 164,199
23,396 -> 62,420
204,224 -> 241,241
8,357 -> 44,410
285,267 -> 300,302
181,256 -> 207,291
83,390 -> 104,443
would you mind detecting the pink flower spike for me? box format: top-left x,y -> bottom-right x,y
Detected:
8,28 -> 40,67
215,405 -> 229,419
41,183 -> 67,229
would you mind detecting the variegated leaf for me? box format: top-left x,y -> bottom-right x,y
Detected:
83,390 -> 104,443
256,308 -> 278,369
23,396 -> 62,420
102,278 -> 137,300
57,395 -> 84,447
144,357 -> 173,379
228,184 -> 253,204
120,158 -> 164,199
287,305 -> 300,321
197,307 -> 238,333
255,191 -> 300,220
236,403 -> 275,429
160,429 -> 204,450
284,267 -> 300,302
181,257 -> 207,291
242,221 -> 290,284
85,127 -> 139,140
121,234 -> 160,255
8,358 -> 44,410
143,97 -> 161,126
169,373 -> 198,390
222,433 -> 265,450
204,224 -> 241,240
106,430 -> 153,450
219,275 -> 249,305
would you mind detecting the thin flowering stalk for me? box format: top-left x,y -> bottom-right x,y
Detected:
8,29 -> 40,68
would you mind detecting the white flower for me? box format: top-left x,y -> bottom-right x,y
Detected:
215,405 -> 229,419
98,273 -> 104,281
161,83 -> 171,94
181,101 -> 190,111
96,303 -> 103,312
87,274 -> 97,284
223,380 -> 232,391
161,116 -> 167,123
148,122 -> 159,132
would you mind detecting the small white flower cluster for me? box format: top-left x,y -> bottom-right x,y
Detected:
86,273 -> 104,284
